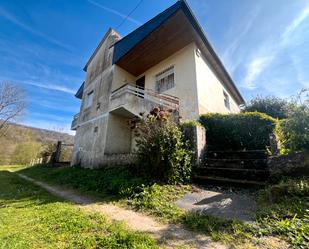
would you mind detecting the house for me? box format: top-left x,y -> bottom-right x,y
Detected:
71,0 -> 245,168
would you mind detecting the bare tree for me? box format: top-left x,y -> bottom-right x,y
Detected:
0,81 -> 26,133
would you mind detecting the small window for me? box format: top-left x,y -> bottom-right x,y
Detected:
155,66 -> 174,93
223,91 -> 230,109
84,91 -> 93,109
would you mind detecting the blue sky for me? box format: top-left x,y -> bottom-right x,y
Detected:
0,0 -> 308,134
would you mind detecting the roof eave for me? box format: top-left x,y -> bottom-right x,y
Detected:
179,0 -> 245,104
83,28 -> 121,72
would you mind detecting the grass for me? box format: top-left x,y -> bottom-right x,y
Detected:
0,168 -> 158,249
5,164 -> 309,248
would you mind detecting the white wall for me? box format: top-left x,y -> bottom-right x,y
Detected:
194,44 -> 240,114
139,43 -> 199,120
111,65 -> 136,92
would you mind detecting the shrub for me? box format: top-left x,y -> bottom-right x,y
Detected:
276,106 -> 309,154
244,95 -> 293,119
200,112 -> 277,150
135,108 -> 192,184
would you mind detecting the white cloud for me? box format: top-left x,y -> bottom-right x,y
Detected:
0,7 -> 72,50
222,8 -> 260,74
23,81 -> 76,94
281,6 -> 309,45
0,76 -> 77,94
87,0 -> 142,25
242,4 -> 309,90
243,55 -> 274,89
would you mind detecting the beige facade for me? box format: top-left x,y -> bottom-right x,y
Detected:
71,2 -> 244,168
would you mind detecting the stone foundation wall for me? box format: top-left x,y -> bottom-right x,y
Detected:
96,153 -> 138,168
268,151 -> 309,181
182,124 -> 206,166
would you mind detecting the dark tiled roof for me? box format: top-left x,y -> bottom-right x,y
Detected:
112,0 -> 244,104
112,1 -> 182,64
75,82 -> 84,99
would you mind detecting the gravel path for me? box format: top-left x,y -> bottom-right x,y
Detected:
16,173 -> 227,249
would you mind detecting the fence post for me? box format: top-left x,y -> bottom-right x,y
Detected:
54,141 -> 62,163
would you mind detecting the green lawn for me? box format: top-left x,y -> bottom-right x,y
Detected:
4,164 -> 309,248
0,168 -> 158,249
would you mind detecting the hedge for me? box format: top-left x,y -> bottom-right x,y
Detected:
200,112 -> 277,151
275,107 -> 309,154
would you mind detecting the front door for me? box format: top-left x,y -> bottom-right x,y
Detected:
135,76 -> 145,98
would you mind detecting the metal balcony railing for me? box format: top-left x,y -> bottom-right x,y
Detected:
110,83 -> 179,110
71,113 -> 80,130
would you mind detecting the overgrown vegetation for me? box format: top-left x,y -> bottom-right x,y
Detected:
256,179 -> 309,248
134,108 -> 192,184
275,105 -> 309,154
244,95 -> 293,119
243,89 -> 309,154
0,169 -> 158,248
200,112 -> 276,151
12,165 -> 308,248
17,165 -> 145,199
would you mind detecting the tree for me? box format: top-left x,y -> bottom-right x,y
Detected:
0,81 -> 26,134
243,95 -> 292,119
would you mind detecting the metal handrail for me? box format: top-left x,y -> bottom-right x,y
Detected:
110,83 -> 179,109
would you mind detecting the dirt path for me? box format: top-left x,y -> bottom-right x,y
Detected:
16,173 -> 227,249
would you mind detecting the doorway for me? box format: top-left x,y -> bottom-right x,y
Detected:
135,76 -> 145,98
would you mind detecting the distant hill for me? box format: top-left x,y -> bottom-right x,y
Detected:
10,123 -> 74,144
0,123 -> 74,165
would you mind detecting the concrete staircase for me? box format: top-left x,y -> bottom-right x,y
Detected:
194,150 -> 269,187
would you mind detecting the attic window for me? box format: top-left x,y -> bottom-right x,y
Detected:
223,91 -> 230,110
155,66 -> 174,93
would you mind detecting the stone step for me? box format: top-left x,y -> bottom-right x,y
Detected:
196,167 -> 269,181
206,150 -> 268,160
203,158 -> 268,170
194,175 -> 266,188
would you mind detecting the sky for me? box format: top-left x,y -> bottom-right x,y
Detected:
0,0 -> 308,134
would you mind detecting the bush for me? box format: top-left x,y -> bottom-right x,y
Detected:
244,95 -> 293,119
276,106 -> 309,154
135,108 -> 192,184
200,112 -> 277,150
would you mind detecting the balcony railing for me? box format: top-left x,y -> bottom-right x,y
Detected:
71,84 -> 180,129
110,83 -> 179,111
71,113 -> 79,130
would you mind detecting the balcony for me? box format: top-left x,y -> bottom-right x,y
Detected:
71,113 -> 80,130
71,84 -> 179,130
109,84 -> 179,118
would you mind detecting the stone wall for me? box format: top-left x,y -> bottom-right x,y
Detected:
95,153 -> 138,168
182,123 -> 206,166
268,151 -> 309,181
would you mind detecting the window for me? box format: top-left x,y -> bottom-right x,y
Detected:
223,91 -> 230,109
155,66 -> 174,93
84,91 -> 93,109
